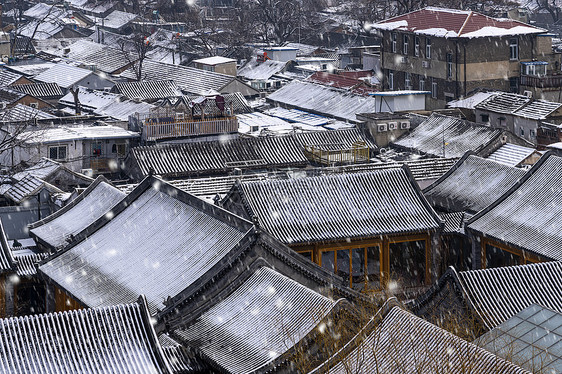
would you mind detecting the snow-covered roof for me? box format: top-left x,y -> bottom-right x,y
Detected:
30,177 -> 125,250
264,107 -> 333,126
59,87 -> 119,111
0,104 -> 56,123
12,82 -> 64,99
267,81 -> 378,122
101,10 -> 138,30
486,143 -> 538,167
19,125 -> 139,144
372,7 -> 545,38
192,56 -> 236,65
3,175 -> 63,204
447,91 -> 497,109
17,20 -> 65,40
95,99 -> 154,121
113,80 -> 182,101
34,64 -> 93,89
0,70 -> 24,87
238,57 -> 288,80
23,3 -> 67,21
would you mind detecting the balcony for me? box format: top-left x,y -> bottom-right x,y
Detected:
141,116 -> 238,141
520,74 -> 562,89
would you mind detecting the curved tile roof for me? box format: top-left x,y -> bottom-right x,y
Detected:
424,153 -> 526,214
39,177 -> 253,313
236,168 -> 442,244
313,304 -> 529,373
30,177 -> 125,250
173,267 -> 338,374
0,299 -> 173,374
467,154 -> 562,260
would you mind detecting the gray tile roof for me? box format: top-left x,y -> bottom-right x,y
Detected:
233,168 -> 442,245
474,304 -> 562,373
0,104 -> 56,123
0,221 -> 16,275
312,302 -> 530,374
113,80 -> 182,101
486,143 -> 538,167
513,99 -> 562,120
12,83 -> 64,100
440,211 -> 468,234
0,70 -> 23,87
34,64 -> 93,89
119,60 -> 239,96
467,153 -> 562,260
29,177 -> 125,251
128,136 -> 308,178
39,177 -> 253,313
173,267 -> 339,373
424,153 -> 526,214
160,92 -> 252,115
13,251 -> 49,276
392,114 -> 504,158
3,175 -> 63,204
294,128 -> 376,150
475,92 -> 531,114
0,298 -> 173,373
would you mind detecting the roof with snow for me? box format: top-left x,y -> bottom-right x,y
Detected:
0,298 -> 174,374
267,80 -> 378,122
19,125 -> 139,144
192,56 -> 236,65
474,304 -> 562,373
173,266 -> 341,373
3,175 -> 63,204
227,168 -> 442,245
307,71 -> 378,95
447,91 -> 497,109
311,301 -> 529,374
392,113 -> 505,158
30,177 -> 125,251
467,153 -> 562,261
0,104 -> 56,123
39,176 -> 254,313
423,153 -> 526,214
372,7 -> 545,38
486,143 -> 539,167
238,57 -> 288,80
101,10 -> 138,30
475,92 -> 531,114
34,64 -> 93,89
113,80 -> 182,101
12,83 -> 64,100
0,70 -> 24,87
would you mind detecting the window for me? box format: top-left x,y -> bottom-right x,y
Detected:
520,127 -> 525,136
405,72 -> 411,89
425,37 -> 431,59
419,77 -> 425,91
446,53 -> 453,78
509,77 -> 519,93
321,246 -> 381,290
298,251 -> 312,261
49,145 -> 67,160
403,34 -> 409,55
91,142 -> 102,156
480,114 -> 490,122
112,143 -> 127,157
389,240 -> 426,288
391,33 -> 397,53
530,129 -> 536,138
414,36 -> 420,57
509,38 -> 518,60
388,71 -> 394,90
486,244 -> 520,268
431,81 -> 437,99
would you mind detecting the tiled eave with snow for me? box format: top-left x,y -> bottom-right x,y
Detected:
372,22 -> 544,38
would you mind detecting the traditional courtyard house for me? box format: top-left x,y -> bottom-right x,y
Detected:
474,304 -> 562,373
125,135 -> 309,180
371,7 -> 557,109
392,113 -> 531,158
411,262 -> 562,337
237,57 -> 290,92
97,10 -> 139,35
38,176 -> 357,315
112,80 -> 183,103
221,168 -> 443,291
423,153 -> 527,271
0,297 -> 180,373
13,124 -> 140,174
119,59 -> 258,97
11,83 -> 64,107
10,157 -> 94,191
311,299 -> 529,374
474,92 -> 562,144
466,152 -> 562,268
0,69 -> 32,87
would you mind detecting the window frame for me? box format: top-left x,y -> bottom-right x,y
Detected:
48,145 -> 67,161
414,36 -> 420,57
509,37 -> 518,61
403,34 -> 409,55
431,81 -> 437,99
425,37 -> 432,59
446,52 -> 453,79
391,33 -> 397,53
388,71 -> 394,90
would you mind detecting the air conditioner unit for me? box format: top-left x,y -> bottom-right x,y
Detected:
400,56 -> 408,63
377,123 -> 388,132
388,122 -> 398,130
400,121 -> 410,129
422,60 -> 431,68
523,90 -> 532,98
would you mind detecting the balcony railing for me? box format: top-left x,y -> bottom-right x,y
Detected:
520,74 -> 562,89
142,116 -> 238,141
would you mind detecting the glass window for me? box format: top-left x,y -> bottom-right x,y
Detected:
392,33 -> 397,53
431,81 -> 437,99
337,249 -> 350,285
389,71 -> 394,90
481,114 -> 490,122
414,36 -> 420,57
389,240 -> 426,288
425,38 -> 432,59
510,38 -> 518,60
16,280 -> 46,316
405,72 -> 411,88
321,250 -> 335,272
299,251 -> 313,261
48,146 -> 67,161
486,244 -> 520,268
403,34 -> 409,55
446,53 -> 453,78
521,127 -> 525,136
419,78 -> 425,91
366,246 -> 380,289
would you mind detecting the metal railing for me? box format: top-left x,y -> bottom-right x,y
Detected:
520,74 -> 562,88
142,116 -> 238,141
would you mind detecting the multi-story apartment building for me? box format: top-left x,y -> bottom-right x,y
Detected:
372,7 -> 561,109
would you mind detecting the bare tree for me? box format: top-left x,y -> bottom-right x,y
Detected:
119,34 -> 148,81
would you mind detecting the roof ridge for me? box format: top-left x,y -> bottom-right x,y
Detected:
457,10 -> 473,35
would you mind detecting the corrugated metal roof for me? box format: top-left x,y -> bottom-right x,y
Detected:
264,107 -> 333,126
30,178 -> 125,250
307,71 -> 377,95
424,154 -> 526,214
120,60 -> 238,96
514,99 -> 562,120
312,304 -> 530,374
486,143 -> 538,167
236,169 -> 442,245
129,136 -> 308,178
39,178 -> 253,313
0,300 -> 173,373
114,80 -> 182,101
173,267 -> 338,373
34,64 -> 93,89
459,262 -> 562,329
267,80 -> 378,122
392,113 -> 503,158
12,83 -> 64,99
467,154 -> 562,260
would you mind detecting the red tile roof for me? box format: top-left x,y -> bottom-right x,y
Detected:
373,7 -> 545,38
306,72 -> 378,95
